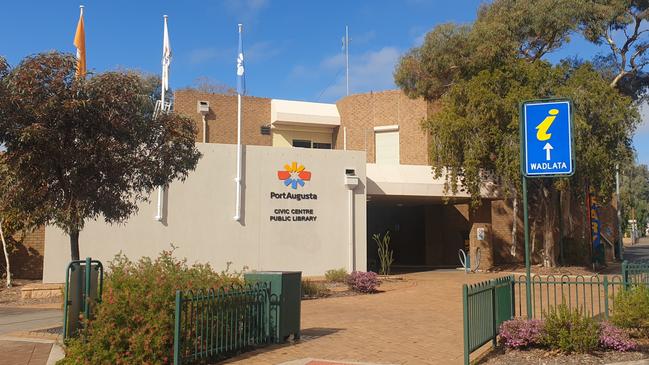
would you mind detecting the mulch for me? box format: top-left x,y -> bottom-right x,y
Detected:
478,339 -> 649,365
490,262 -> 623,277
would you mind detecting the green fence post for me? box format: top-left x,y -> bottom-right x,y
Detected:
509,275 -> 516,319
603,276 -> 609,319
174,290 -> 182,365
84,257 -> 91,327
463,284 -> 470,365
491,280 -> 497,347
522,177 -> 532,319
622,261 -> 629,289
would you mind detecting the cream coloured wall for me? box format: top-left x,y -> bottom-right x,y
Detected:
42,144 -> 366,283
272,127 -> 334,148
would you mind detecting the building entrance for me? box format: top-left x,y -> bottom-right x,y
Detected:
367,195 -> 471,273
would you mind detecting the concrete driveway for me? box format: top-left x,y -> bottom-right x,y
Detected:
0,307 -> 62,335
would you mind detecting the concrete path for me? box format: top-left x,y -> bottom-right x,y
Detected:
0,339 -> 53,365
0,307 -> 62,335
624,237 -> 649,262
222,271 -> 500,365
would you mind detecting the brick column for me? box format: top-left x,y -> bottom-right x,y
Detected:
469,200 -> 494,271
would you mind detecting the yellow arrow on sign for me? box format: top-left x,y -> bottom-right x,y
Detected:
536,108 -> 559,141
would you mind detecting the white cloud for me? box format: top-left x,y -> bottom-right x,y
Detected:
246,41 -> 282,63
319,46 -> 401,101
188,47 -> 225,65
223,0 -> 269,23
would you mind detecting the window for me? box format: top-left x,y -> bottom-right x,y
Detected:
375,128 -> 399,164
313,142 -> 332,149
292,139 -> 312,148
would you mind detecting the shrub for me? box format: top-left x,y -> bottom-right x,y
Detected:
499,319 -> 544,349
599,321 -> 637,352
542,304 -> 599,353
346,271 -> 380,293
324,268 -> 349,283
301,279 -> 329,298
611,285 -> 649,336
373,231 -> 394,275
58,250 -> 242,365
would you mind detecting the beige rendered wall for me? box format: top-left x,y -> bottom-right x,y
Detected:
271,127 -> 334,148
42,144 -> 367,283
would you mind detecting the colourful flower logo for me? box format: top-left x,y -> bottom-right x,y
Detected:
277,162 -> 311,189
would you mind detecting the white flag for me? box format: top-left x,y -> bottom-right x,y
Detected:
162,16 -> 171,92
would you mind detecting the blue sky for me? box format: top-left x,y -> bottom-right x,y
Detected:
0,0 -> 647,164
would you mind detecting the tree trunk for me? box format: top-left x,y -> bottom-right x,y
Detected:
0,220 -> 11,288
541,185 -> 558,267
70,229 -> 80,261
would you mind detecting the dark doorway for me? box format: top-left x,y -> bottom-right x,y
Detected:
367,195 -> 471,273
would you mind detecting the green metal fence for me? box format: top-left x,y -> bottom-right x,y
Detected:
462,276 -> 514,365
512,274 -> 625,320
463,262 -> 649,365
173,283 -> 271,365
622,260 -> 649,287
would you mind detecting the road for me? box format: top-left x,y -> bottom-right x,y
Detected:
624,236 -> 649,262
0,307 -> 62,335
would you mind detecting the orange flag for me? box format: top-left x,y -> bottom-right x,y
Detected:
73,6 -> 86,78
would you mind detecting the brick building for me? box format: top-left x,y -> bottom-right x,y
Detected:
173,89 -> 531,271
10,88 -> 617,281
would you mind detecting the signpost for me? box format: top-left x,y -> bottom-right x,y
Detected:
520,99 -> 574,318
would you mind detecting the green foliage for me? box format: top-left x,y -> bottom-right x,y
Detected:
0,52 -> 201,260
301,279 -> 329,299
542,304 -> 599,353
373,231 -> 394,276
324,268 -> 348,283
620,163 -> 649,235
611,285 -> 649,335
58,249 -> 241,365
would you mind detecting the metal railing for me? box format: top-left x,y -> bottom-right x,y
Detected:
173,283 -> 271,365
623,260 -> 649,287
462,276 -> 514,365
462,262 -> 649,365
513,274 -> 625,320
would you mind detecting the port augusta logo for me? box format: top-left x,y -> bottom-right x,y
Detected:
277,161 -> 311,189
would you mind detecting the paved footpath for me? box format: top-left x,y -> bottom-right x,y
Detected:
624,237 -> 649,262
223,271 -> 500,365
0,306 -> 63,365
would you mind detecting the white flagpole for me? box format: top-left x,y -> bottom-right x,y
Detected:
345,25 -> 349,96
234,24 -> 243,222
155,15 -> 170,222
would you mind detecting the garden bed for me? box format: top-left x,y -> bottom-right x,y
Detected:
478,340 -> 649,365
0,279 -> 62,307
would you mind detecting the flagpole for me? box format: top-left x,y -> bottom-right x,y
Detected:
345,25 -> 349,96
234,24 -> 243,222
155,14 -> 169,222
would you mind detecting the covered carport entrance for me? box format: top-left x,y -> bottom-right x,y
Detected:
366,163 -> 496,273
367,194 -> 471,272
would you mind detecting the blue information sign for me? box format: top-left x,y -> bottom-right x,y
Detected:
521,100 -> 574,177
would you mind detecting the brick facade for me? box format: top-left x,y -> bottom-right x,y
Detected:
174,90 -> 272,146
335,90 -> 430,165
0,226 -> 45,280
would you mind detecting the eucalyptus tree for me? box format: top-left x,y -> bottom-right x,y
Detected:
0,52 -> 201,261
394,0 -> 641,266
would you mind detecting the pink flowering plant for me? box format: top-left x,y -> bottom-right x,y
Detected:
499,319 -> 544,348
347,271 -> 380,293
599,321 -> 638,352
